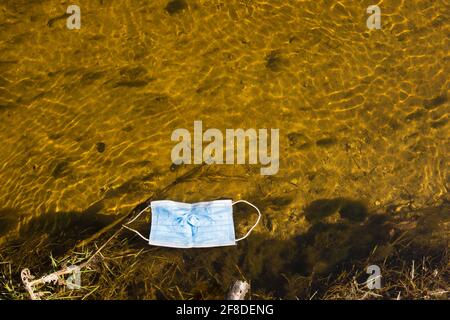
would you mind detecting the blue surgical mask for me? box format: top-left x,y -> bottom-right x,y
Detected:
123,200 -> 261,248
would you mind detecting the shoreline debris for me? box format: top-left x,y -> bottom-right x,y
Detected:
227,280 -> 250,300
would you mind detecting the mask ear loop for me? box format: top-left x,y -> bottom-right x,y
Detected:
122,205 -> 151,242
232,200 -> 262,242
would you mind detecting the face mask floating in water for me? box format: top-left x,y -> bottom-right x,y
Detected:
123,200 -> 261,248
21,200 -> 260,299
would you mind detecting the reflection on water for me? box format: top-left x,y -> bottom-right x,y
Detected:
0,0 -> 448,299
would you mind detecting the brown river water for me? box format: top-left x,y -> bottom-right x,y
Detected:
0,0 -> 448,299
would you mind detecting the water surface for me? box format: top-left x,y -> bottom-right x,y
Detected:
0,0 -> 448,299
